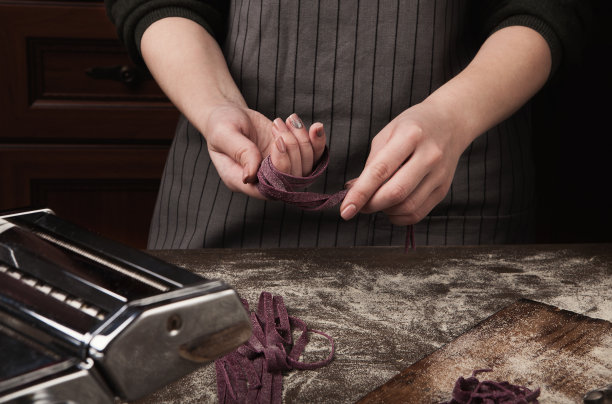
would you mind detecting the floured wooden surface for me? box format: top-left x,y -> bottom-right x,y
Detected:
132,244 -> 612,404
359,299 -> 612,403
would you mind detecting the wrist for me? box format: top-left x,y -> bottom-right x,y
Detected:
420,92 -> 476,156
422,25 -> 551,154
192,99 -> 248,139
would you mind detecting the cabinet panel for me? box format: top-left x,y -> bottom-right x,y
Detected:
0,1 -> 179,143
28,38 -> 167,103
0,146 -> 169,248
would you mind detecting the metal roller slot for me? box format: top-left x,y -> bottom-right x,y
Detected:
0,264 -> 106,320
32,231 -> 170,293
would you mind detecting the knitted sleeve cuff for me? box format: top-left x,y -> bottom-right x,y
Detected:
127,7 -> 214,67
490,14 -> 562,80
134,7 -> 214,57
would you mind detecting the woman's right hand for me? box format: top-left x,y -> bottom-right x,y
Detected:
140,18 -> 326,198
201,103 -> 274,199
203,106 -> 327,199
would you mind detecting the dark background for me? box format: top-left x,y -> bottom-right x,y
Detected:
533,0 -> 612,243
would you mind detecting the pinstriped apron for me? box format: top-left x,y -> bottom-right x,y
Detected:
148,0 -> 536,249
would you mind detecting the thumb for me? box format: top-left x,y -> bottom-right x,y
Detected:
210,126 -> 263,184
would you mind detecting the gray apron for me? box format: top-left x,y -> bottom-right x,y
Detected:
148,0 -> 536,249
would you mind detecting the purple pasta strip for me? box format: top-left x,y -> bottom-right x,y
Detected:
256,148 -> 348,211
215,292 -> 335,404
256,147 -> 415,251
441,369 -> 540,404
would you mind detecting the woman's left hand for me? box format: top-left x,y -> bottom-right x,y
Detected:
339,100 -> 467,225
340,25 -> 552,226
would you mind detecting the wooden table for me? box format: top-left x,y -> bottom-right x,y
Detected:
137,244 -> 612,403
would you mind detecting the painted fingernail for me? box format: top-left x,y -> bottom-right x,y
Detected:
341,203 -> 357,219
316,125 -> 325,138
290,114 -> 303,129
273,118 -> 286,131
275,136 -> 287,153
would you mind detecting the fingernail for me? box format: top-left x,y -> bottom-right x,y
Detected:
344,179 -> 357,189
290,114 -> 303,129
242,166 -> 249,184
275,136 -> 287,153
341,203 -> 357,220
273,118 -> 286,131
316,125 -> 324,138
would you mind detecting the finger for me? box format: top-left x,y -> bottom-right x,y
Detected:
270,134 -> 291,174
209,150 -> 267,200
363,132 -> 389,169
384,185 -> 446,225
309,122 -> 327,165
207,124 -> 263,184
382,166 -> 450,225
273,118 -> 302,177
344,178 -> 357,189
237,182 -> 267,200
286,114 -> 314,176
340,128 -> 420,220
361,147 -> 432,213
244,184 -> 267,200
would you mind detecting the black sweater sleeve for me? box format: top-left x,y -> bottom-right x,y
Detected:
474,0 -> 594,80
104,0 -> 228,66
108,0 -> 594,79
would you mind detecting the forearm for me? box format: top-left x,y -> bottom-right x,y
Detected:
424,25 -> 552,152
340,25 -> 551,221
140,17 -> 245,133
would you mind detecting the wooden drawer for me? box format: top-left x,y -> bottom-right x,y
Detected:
0,145 -> 169,248
29,37 -> 167,103
0,1 -> 179,142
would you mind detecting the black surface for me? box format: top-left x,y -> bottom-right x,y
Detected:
533,0 -> 612,243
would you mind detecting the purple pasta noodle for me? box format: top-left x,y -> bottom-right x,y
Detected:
441,369 -> 540,404
215,292 -> 335,404
256,147 -> 415,251
256,147 -> 347,211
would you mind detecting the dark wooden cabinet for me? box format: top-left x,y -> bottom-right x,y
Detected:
0,0 -> 179,248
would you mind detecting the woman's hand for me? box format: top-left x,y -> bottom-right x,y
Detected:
201,103 -> 273,199
141,18 -> 327,199
204,109 -> 327,198
340,25 -> 551,225
340,100 -> 464,225
269,114 -> 327,178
